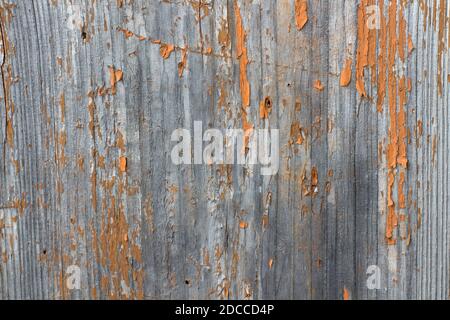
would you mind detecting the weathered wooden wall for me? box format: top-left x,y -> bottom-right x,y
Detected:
0,0 -> 449,300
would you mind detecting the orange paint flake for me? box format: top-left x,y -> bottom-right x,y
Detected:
407,34 -> 415,54
109,66 -> 123,95
6,119 -> 13,148
59,93 -> 65,123
160,43 -> 175,59
377,0 -> 387,112
178,47 -> 188,78
398,172 -> 406,209
294,0 -> 308,30
386,171 -> 398,244
119,156 -> 127,172
262,215 -> 269,228
311,167 -> 319,195
205,47 -> 213,55
259,96 -> 272,119
386,0 -> 398,170
239,221 -> 248,229
340,58 -> 352,87
234,1 -> 250,108
0,14 -> 14,148
398,7 -> 407,62
343,287 -> 350,300
290,121 -> 304,145
115,69 -> 123,82
432,135 -> 437,163
234,1 -> 252,149
118,28 -> 134,39
437,0 -> 446,96
218,19 -> 230,49
417,120 -> 423,136
397,77 -> 408,168
314,80 -> 324,91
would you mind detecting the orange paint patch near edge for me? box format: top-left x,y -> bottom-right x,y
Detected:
239,221 -> 248,229
178,47 -> 188,78
386,171 -> 398,244
259,96 -> 272,119
109,66 -> 123,95
234,1 -> 251,107
343,287 -> 350,300
407,34 -> 414,54
160,43 -> 175,59
234,1 -> 252,150
119,156 -> 127,172
115,69 -> 123,82
437,0 -> 446,96
294,0 -> 308,30
340,58 -> 353,87
397,77 -> 408,168
376,0 -> 387,113
398,171 -> 406,209
314,80 -> 324,91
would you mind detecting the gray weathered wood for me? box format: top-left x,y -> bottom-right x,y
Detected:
0,0 -> 449,300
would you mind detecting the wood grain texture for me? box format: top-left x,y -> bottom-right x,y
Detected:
0,0 -> 449,300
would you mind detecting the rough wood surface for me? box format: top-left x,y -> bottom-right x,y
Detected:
0,0 -> 449,300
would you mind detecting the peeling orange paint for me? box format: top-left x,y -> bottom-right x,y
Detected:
259,96 -> 272,119
432,135 -> 437,163
234,1 -> 250,108
294,0 -> 308,30
118,27 -> 134,39
290,121 -> 304,145
437,0 -> 446,96
178,47 -> 188,78
160,43 -> 175,59
59,93 -> 65,123
397,77 -> 408,168
109,66 -> 123,95
340,58 -> 352,87
386,171 -> 398,244
376,0 -> 387,112
398,172 -> 406,209
239,221 -> 248,229
356,1 -> 369,97
313,80 -> 324,91
218,19 -> 230,50
407,34 -> 414,54
343,287 -> 350,300
234,1 -> 252,149
398,7 -> 407,62
0,4 -> 15,148
119,156 -> 127,172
